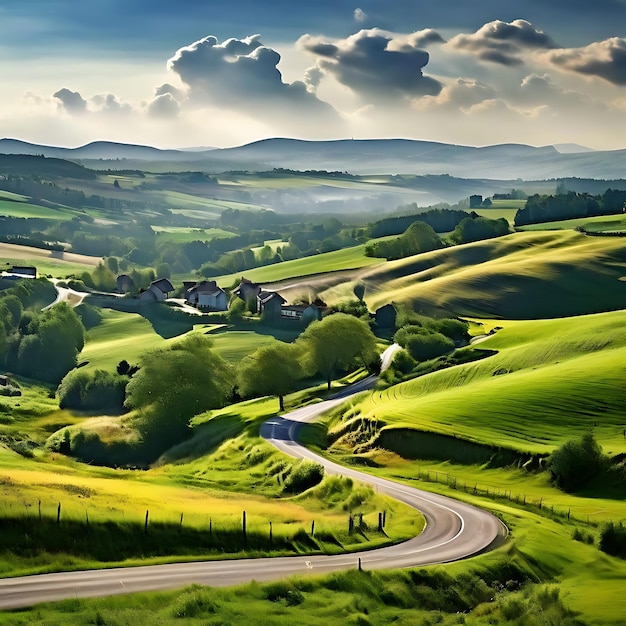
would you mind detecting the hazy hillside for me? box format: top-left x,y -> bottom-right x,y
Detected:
3,137 -> 626,180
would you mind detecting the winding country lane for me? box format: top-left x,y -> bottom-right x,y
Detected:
0,347 -> 506,610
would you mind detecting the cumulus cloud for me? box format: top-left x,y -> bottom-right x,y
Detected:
166,34 -> 340,128
147,93 -> 180,118
546,37 -> 626,85
449,19 -> 557,66
298,28 -> 443,102
416,78 -> 497,111
53,88 -> 87,115
155,83 -> 185,101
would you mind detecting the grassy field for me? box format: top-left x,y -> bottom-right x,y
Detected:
0,242 -> 103,277
216,245 -> 382,287
152,226 -> 236,243
520,213 -> 626,233
352,310 -> 626,456
79,310 -> 168,372
334,230 -> 626,318
0,199 -> 79,220
80,310 -> 301,373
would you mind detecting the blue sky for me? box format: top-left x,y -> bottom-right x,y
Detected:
1,1 -> 626,148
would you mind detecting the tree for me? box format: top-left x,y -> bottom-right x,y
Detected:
125,335 -> 234,449
297,313 -> 377,389
238,343 -> 303,411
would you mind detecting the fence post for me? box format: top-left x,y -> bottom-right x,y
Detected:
348,515 -> 354,533
56,502 -> 61,525
378,512 -> 383,532
311,520 -> 315,537
144,510 -> 149,534
383,510 -> 387,527
269,521 -> 273,547
38,500 -> 41,523
180,513 -> 184,528
242,510 -> 247,540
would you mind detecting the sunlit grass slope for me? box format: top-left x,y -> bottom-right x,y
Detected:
350,230 -> 626,318
357,310 -> 626,455
216,244 -> 382,286
80,311 -> 297,373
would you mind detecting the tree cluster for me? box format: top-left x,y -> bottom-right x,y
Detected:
366,221 -> 443,260
0,281 -> 84,384
449,216 -> 510,244
514,189 -> 626,226
57,368 -> 127,412
238,313 -> 378,410
369,207 -> 469,238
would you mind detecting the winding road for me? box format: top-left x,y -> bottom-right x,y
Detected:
0,347 -> 506,610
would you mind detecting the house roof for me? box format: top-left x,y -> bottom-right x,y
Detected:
188,280 -> 224,297
151,278 -> 174,293
258,290 -> 287,305
233,277 -> 260,295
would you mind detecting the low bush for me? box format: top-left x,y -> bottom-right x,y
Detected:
599,521 -> 626,559
547,433 -> 607,492
283,460 -> 324,493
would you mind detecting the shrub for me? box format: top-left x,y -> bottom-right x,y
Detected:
405,332 -> 454,361
283,460 -> 324,493
599,521 -> 626,559
57,369 -> 127,412
547,433 -> 606,492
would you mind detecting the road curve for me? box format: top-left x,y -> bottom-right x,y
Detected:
0,350 -> 505,611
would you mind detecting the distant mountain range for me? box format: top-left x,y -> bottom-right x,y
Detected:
1,137 -> 625,180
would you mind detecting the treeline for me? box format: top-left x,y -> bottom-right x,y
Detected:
366,215 -> 510,260
366,221 -> 442,259
514,189 -> 626,226
0,175 -> 158,214
369,207 -> 469,238
0,280 -> 84,383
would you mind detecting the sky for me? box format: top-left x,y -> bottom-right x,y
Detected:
1,0 -> 626,149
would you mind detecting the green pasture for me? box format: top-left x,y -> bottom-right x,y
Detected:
355,310 -> 626,455
163,190 -> 265,213
216,244 -> 382,286
0,190 -> 28,201
80,310 -> 301,375
0,243 -> 102,277
152,226 -> 236,243
520,213 -> 626,233
472,207 -> 520,224
0,199 -> 78,220
351,230 -> 626,318
80,310 -> 167,372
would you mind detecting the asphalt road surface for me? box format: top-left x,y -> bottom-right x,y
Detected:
0,348 -> 506,610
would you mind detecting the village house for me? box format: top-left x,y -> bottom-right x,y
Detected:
138,278 -> 174,304
280,303 -> 323,326
185,280 -> 228,311
257,290 -> 287,322
233,277 -> 262,311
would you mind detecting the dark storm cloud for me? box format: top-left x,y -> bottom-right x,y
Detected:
167,34 -> 341,127
547,37 -> 626,85
449,19 -> 557,66
298,28 -> 443,101
53,88 -> 87,114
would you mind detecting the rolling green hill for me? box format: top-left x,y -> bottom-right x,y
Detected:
316,230 -> 626,318
352,310 -> 626,456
